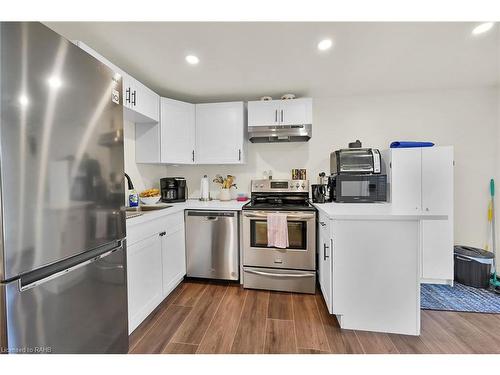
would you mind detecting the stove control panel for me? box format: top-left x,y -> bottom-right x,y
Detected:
251,179 -> 309,193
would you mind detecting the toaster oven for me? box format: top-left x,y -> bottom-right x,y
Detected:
330,148 -> 381,175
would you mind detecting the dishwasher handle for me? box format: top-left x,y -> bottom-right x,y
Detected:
187,210 -> 235,218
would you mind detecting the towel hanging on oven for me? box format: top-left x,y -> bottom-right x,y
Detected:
267,213 -> 289,249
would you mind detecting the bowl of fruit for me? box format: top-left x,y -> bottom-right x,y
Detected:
139,188 -> 161,205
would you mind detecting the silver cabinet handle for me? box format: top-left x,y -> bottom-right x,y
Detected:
245,269 -> 314,278
323,243 -> 329,260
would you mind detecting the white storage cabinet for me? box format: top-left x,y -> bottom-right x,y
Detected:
383,146 -> 454,284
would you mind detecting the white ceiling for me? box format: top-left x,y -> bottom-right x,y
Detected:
44,22 -> 499,103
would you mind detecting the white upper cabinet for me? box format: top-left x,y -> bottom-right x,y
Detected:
387,148 -> 422,212
160,98 -> 196,164
74,41 -> 159,124
195,102 -> 246,164
247,98 -> 312,127
122,75 -> 160,123
247,100 -> 281,126
421,146 -> 454,215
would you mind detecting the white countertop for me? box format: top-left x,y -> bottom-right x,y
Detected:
313,202 -> 448,220
126,199 -> 248,226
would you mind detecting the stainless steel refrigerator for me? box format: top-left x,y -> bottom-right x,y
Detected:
0,22 -> 128,354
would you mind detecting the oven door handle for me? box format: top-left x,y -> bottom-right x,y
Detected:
243,212 -> 315,220
245,269 -> 314,278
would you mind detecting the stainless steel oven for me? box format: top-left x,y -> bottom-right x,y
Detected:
241,179 -> 317,294
242,211 -> 316,270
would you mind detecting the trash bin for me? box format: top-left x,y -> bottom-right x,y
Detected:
454,245 -> 495,288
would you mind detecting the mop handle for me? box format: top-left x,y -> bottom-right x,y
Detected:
491,179 -> 495,197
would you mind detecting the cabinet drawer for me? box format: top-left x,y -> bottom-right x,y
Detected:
126,218 -> 164,246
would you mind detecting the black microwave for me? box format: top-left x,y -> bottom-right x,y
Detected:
329,174 -> 387,203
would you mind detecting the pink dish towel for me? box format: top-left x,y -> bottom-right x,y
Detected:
267,213 -> 289,249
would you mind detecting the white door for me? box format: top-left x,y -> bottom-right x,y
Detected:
160,98 -> 195,164
421,146 -> 454,215
247,100 -> 280,127
127,234 -> 163,333
132,80 -> 160,123
422,220 -> 454,281
161,226 -> 186,297
318,215 -> 332,313
390,148 -> 422,212
279,98 -> 313,126
195,102 -> 245,164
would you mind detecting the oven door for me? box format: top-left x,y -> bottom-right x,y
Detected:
242,211 -> 316,270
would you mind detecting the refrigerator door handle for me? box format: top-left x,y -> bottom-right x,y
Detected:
18,240 -> 124,292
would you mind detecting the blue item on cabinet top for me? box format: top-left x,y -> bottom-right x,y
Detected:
390,141 -> 435,148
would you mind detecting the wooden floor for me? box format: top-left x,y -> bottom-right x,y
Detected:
129,279 -> 500,354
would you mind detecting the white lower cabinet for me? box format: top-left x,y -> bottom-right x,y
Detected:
318,212 -> 333,314
126,212 -> 186,334
127,234 -> 163,334
161,222 -> 186,297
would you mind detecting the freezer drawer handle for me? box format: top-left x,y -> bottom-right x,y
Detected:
245,269 -> 313,278
19,241 -> 124,292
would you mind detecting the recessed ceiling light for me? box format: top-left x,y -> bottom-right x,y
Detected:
317,39 -> 333,51
18,94 -> 29,106
472,22 -> 494,36
185,55 -> 200,65
48,76 -> 62,89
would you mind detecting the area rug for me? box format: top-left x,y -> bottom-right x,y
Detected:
421,282 -> 500,313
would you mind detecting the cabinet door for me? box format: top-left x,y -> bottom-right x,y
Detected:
247,100 -> 280,127
127,234 -> 163,333
390,148 -> 422,212
421,146 -> 453,215
133,80 -> 160,123
195,102 -> 245,164
422,219 -> 454,282
160,98 -> 195,164
161,225 -> 186,297
318,216 -> 332,314
279,98 -> 313,126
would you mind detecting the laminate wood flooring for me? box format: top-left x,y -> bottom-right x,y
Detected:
129,280 -> 500,354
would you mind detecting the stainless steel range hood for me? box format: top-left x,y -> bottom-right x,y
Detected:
248,124 -> 312,143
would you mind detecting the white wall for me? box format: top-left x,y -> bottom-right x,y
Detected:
123,120 -> 167,192
164,87 -> 499,248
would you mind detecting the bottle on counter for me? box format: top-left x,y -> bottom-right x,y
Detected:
125,173 -> 139,207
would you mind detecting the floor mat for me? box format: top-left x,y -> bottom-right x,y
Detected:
421,282 -> 500,313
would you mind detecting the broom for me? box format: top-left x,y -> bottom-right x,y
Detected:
488,179 -> 500,290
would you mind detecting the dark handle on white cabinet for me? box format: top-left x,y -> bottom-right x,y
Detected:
125,88 -> 130,104
131,90 -> 136,106
238,149 -> 241,161
192,150 -> 195,162
159,231 -> 166,237
275,109 -> 278,123
323,243 -> 329,261
319,222 -> 326,227
281,109 -> 284,123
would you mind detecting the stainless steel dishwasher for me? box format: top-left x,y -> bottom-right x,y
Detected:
185,210 -> 239,280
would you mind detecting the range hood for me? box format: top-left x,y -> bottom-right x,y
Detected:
248,124 -> 312,143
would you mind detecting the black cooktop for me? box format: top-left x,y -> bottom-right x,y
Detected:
242,195 -> 316,211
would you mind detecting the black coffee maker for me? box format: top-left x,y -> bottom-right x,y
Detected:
160,177 -> 187,203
